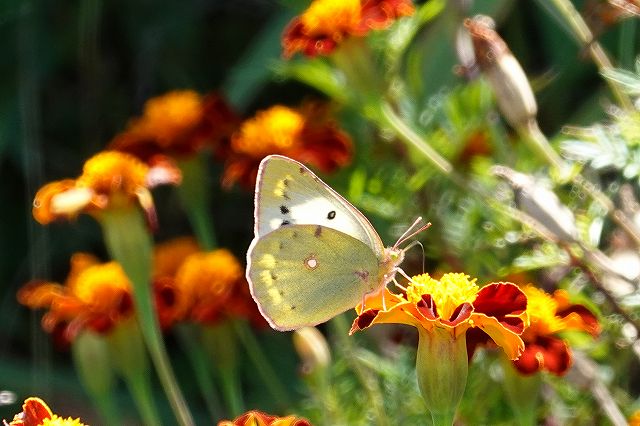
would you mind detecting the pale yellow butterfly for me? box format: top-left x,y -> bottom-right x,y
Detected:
246,155 -> 426,331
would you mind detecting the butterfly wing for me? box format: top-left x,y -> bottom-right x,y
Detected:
247,224 -> 381,331
254,155 -> 385,257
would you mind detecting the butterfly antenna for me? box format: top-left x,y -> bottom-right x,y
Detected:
393,218 -> 431,250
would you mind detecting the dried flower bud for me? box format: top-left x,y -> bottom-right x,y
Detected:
292,326 -> 331,376
492,165 -> 578,243
465,16 -> 537,129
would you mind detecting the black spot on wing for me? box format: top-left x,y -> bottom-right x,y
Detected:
327,210 -> 336,220
283,178 -> 290,187
281,220 -> 291,227
314,225 -> 322,237
298,167 -> 305,174
280,205 -> 290,214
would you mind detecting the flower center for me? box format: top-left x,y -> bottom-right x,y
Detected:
70,262 -> 131,309
300,0 -> 361,37
522,285 -> 565,337
232,106 -> 305,156
407,273 -> 479,320
77,151 -> 149,196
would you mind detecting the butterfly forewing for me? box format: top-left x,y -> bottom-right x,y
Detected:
247,224 -> 381,331
254,155 -> 385,257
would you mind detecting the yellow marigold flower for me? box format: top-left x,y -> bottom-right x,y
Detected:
6,397 -> 87,426
18,253 -> 133,341
222,102 -> 352,189
33,150 -> 180,228
111,91 -> 241,160
218,410 -> 312,426
282,0 -> 415,57
513,285 -> 600,376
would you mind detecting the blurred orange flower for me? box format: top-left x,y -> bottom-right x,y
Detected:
32,151 -> 180,229
221,102 -> 352,189
282,0 -> 414,57
6,397 -> 86,426
512,285 -> 600,376
110,90 -> 240,161
17,253 -> 134,341
151,237 -> 267,327
218,410 -> 311,426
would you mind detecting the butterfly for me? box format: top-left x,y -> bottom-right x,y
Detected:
246,155 -> 427,331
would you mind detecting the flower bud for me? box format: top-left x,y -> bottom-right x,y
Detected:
465,16 -> 538,130
292,326 -> 331,376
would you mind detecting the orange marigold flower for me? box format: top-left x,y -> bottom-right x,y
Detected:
33,151 -> 180,228
512,285 -> 600,376
222,102 -> 352,189
6,397 -> 86,426
151,238 -> 268,327
17,253 -> 134,341
218,410 -> 312,426
629,410 -> 640,426
282,0 -> 415,57
111,91 -> 240,161
351,273 -> 528,360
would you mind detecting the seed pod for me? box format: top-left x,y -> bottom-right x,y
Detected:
465,16 -> 538,130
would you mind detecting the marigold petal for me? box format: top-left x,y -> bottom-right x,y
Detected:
350,301 -> 420,334
440,302 -> 473,326
9,397 -> 52,426
358,0 -> 415,33
554,290 -> 600,337
218,410 -> 311,426
33,180 -> 78,224
471,312 -> 525,360
473,282 -> 527,318
513,335 -> 572,376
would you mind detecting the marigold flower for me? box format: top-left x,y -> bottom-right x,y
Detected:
222,103 -> 352,189
513,285 -> 600,376
33,151 -> 180,228
18,253 -> 134,340
218,410 -> 311,426
351,273 -> 527,422
6,397 -> 86,426
351,273 -> 528,357
151,238 -> 266,327
110,91 -> 240,160
629,409 -> 640,426
282,0 -> 415,57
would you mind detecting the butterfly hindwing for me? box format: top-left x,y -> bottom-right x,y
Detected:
254,155 -> 385,257
247,224 -> 381,331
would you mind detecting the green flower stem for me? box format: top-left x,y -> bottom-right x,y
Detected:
100,206 -> 194,426
331,38 -> 381,101
543,0 -> 633,109
231,320 -> 292,409
500,357 -> 541,426
378,102 -> 471,190
201,323 -> 244,416
107,319 -> 161,426
175,323 -> 223,420
415,328 -> 467,426
330,315 -> 389,426
177,155 -> 217,251
72,331 -> 120,426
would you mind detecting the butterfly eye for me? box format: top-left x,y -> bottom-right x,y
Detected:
327,210 -> 336,220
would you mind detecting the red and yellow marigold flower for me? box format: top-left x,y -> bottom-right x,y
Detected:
513,285 -> 600,376
32,151 -> 180,228
222,102 -> 352,188
6,397 -> 86,426
282,0 -> 415,57
218,410 -> 311,426
17,253 -> 134,341
351,272 -> 528,423
110,90 -> 240,160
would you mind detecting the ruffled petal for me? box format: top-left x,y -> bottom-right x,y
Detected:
513,335 -> 572,376
471,312 -> 525,360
